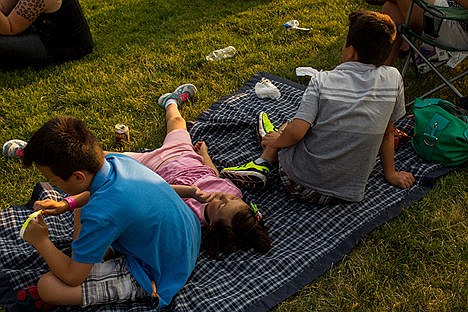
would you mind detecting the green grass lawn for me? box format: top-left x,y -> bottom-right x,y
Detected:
0,0 -> 466,311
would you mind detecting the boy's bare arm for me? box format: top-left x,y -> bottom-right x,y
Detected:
24,214 -> 93,286
34,191 -> 90,216
379,121 -> 415,189
262,118 -> 310,149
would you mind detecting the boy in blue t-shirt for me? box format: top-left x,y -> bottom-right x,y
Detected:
20,115 -> 201,308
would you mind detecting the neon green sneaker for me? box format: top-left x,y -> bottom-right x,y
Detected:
258,111 -> 278,138
220,161 -> 271,190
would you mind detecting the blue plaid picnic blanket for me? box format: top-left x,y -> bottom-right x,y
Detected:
0,73 -> 452,312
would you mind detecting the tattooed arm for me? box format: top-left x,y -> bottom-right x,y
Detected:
0,0 -> 20,15
0,0 -> 55,35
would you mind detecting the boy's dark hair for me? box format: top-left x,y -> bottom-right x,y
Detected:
202,208 -> 272,259
346,10 -> 396,66
23,116 -> 104,180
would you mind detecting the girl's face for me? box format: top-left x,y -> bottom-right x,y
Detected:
204,193 -> 247,226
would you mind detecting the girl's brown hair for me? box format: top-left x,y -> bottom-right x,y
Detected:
202,207 -> 272,259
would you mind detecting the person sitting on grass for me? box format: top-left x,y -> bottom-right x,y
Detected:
3,84 -> 272,260
17,115 -> 201,310
220,10 -> 416,205
0,0 -> 93,69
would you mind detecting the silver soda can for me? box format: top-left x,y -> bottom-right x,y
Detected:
114,124 -> 130,145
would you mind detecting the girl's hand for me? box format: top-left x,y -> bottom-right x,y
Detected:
193,141 -> 209,156
194,188 -> 217,203
33,199 -> 69,216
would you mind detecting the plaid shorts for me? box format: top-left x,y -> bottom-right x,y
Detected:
279,166 -> 345,205
81,256 -> 150,307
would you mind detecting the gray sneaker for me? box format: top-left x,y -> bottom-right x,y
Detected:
3,139 -> 27,158
157,93 -> 180,108
173,83 -> 197,100
157,83 -> 197,108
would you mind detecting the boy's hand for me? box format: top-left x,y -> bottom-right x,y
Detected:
386,171 -> 415,189
34,199 -> 69,216
23,214 -> 49,246
261,132 -> 281,148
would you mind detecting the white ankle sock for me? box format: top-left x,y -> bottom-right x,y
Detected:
165,99 -> 178,109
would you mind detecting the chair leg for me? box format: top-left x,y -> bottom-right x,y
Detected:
401,53 -> 412,78
406,71 -> 468,107
401,33 -> 465,99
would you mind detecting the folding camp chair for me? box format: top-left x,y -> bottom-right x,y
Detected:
399,0 -> 468,106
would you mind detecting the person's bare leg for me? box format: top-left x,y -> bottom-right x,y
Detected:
382,0 -> 435,65
396,0 -> 428,31
259,146 -> 279,164
165,103 -> 186,133
383,0 -> 406,65
37,272 -> 82,306
257,120 -> 288,164
383,0 -> 434,65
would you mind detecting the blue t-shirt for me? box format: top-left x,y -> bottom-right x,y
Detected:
72,154 -> 201,307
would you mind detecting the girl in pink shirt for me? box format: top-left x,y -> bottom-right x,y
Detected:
125,84 -> 271,259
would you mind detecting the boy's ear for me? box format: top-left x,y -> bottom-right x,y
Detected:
71,171 -> 88,186
343,44 -> 359,62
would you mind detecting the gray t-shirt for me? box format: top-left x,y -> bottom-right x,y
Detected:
278,62 -> 405,202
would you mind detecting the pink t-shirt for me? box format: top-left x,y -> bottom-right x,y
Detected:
125,129 -> 242,226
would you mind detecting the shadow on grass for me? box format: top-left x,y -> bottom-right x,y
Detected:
0,0 -> 271,88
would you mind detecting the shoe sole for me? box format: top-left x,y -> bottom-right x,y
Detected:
258,111 -> 267,139
220,170 -> 267,190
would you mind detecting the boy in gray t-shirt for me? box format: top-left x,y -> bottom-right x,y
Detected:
221,10 -> 415,204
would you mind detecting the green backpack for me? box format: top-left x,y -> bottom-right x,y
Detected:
411,98 -> 468,166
